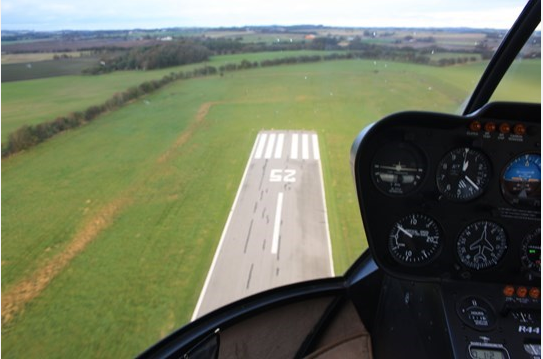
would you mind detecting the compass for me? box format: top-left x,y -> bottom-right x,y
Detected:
457,221 -> 508,270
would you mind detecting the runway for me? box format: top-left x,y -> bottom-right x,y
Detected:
192,130 -> 334,320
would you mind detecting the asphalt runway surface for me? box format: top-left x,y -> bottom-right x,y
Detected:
192,130 -> 334,319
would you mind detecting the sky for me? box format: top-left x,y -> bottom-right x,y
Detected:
1,0 -> 529,31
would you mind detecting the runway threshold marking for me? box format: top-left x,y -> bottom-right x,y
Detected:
254,133 -> 267,159
312,134 -> 320,160
274,134 -> 284,159
291,134 -> 299,159
264,133 -> 276,159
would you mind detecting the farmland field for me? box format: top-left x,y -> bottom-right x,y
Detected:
2,56 -> 540,357
1,57 -> 101,83
1,52 -> 92,64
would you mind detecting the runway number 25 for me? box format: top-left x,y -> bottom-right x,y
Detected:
270,169 -> 296,183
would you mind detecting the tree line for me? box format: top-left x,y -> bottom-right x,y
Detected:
84,41 -> 211,74
2,49 -> 481,157
82,35 -> 494,75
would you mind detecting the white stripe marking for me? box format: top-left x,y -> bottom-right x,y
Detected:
192,134 -> 261,321
264,133 -> 276,159
274,134 -> 284,159
312,134 -> 320,160
271,192 -> 284,254
316,139 -> 335,277
291,134 -> 299,160
302,134 -> 309,160
254,133 -> 267,159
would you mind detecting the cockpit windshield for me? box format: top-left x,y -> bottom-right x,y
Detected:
1,1 -> 539,357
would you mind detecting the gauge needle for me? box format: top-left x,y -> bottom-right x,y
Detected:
465,175 -> 480,190
462,150 -> 469,172
397,225 -> 413,238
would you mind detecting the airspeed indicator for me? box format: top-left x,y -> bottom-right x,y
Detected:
388,213 -> 442,266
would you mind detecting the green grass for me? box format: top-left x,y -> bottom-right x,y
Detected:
492,59 -> 541,102
1,50 -> 342,142
2,58 -> 540,358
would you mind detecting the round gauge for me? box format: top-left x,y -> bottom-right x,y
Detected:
388,213 -> 442,266
501,153 -> 541,208
457,221 -> 508,270
457,296 -> 497,331
436,147 -> 491,201
371,143 -> 426,196
521,228 -> 540,276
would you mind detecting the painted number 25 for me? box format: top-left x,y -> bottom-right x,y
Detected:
270,169 -> 296,183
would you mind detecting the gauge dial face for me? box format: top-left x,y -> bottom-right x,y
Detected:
389,213 -> 442,266
457,296 -> 497,331
521,228 -> 541,276
436,147 -> 491,201
457,221 -> 508,270
371,143 -> 426,196
501,153 -> 541,208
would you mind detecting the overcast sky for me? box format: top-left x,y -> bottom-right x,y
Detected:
1,0 -> 528,31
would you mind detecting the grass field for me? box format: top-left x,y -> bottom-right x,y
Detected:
2,57 -> 540,357
1,50 -> 339,142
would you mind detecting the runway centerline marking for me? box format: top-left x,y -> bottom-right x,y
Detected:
271,192 -> 284,255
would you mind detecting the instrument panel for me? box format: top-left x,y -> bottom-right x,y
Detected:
351,102 -> 541,285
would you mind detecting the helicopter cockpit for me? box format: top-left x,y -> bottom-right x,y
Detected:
140,1 -> 540,358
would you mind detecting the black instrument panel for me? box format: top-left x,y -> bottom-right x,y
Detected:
351,102 -> 541,285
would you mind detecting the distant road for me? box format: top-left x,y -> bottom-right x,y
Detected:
192,130 -> 334,319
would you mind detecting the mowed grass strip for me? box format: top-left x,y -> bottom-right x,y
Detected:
2,59 -> 540,358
